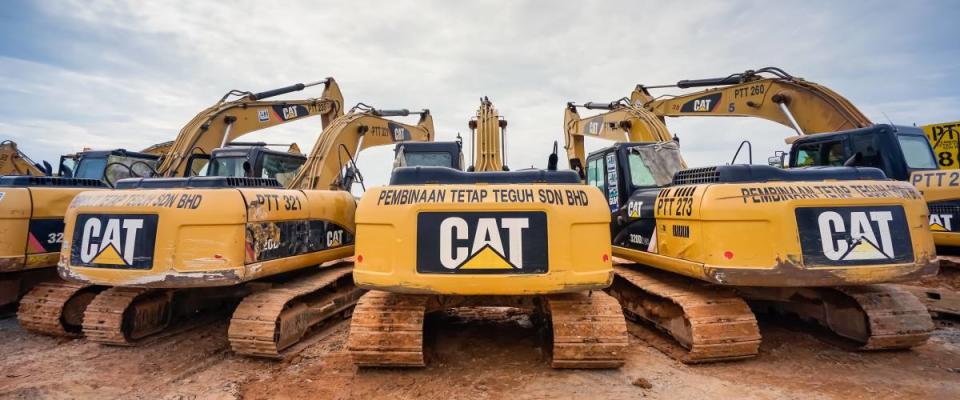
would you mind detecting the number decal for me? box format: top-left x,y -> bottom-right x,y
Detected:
939,152 -> 954,167
47,232 -> 64,244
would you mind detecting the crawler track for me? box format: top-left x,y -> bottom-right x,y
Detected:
608,266 -> 761,363
347,290 -> 428,367
17,282 -> 101,337
347,290 -> 628,369
228,265 -> 361,358
546,291 -> 628,368
835,285 -> 934,349
82,287 -> 174,345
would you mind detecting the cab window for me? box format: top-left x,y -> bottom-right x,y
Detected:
851,135 -> 883,169
74,157 -> 107,180
627,153 -> 657,187
586,157 -> 604,192
207,156 -> 246,177
897,135 -> 938,169
261,153 -> 306,186
793,140 -> 845,167
403,152 -> 454,168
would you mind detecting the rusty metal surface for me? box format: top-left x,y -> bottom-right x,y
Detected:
897,285 -> 960,318
839,285 -> 934,350
699,255 -> 939,287
546,291 -> 628,368
228,265 -> 360,358
0,257 -> 25,273
57,264 -> 244,288
347,291 -> 429,367
82,287 -> 174,345
609,266 -> 761,363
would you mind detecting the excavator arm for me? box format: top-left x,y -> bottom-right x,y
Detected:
0,141 -> 48,176
290,107 -> 435,190
631,67 -> 872,136
564,100 -> 674,178
468,97 -> 507,172
157,78 -> 344,177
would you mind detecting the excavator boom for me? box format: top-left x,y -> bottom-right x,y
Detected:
564,100 -> 674,178
158,78 -> 344,177
468,97 -> 506,172
633,67 -> 871,136
0,141 -> 49,176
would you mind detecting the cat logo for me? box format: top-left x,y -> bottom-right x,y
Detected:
680,93 -> 722,113
271,104 -> 308,121
929,214 -> 954,232
795,206 -> 913,266
585,118 -> 603,135
417,212 -> 548,274
326,229 -> 344,247
281,106 -> 299,120
71,214 -> 158,269
387,122 -> 412,142
627,200 -> 643,218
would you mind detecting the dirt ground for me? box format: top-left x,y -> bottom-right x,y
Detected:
1,271 -> 959,400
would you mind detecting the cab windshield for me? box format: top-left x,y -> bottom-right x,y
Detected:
897,134 -> 938,169
261,153 -> 305,186
207,156 -> 246,177
626,142 -> 683,187
401,151 -> 454,168
73,157 -> 107,180
76,154 -> 158,183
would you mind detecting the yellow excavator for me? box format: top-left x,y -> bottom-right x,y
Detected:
27,90 -> 436,358
1,145 -> 169,310
631,67 -> 960,258
348,98 -> 628,369
563,71 -> 937,363
17,78 -> 345,337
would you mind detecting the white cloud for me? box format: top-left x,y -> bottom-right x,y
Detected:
1,0 -> 957,187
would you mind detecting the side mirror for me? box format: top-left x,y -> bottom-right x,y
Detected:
767,156 -> 784,168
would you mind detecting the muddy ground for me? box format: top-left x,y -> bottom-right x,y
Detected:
1,270 -> 959,400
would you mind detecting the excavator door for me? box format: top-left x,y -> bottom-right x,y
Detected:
585,142 -> 683,251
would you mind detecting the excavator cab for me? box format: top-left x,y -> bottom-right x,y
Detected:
70,149 -> 160,186
787,125 -> 938,180
585,142 -> 682,249
393,142 -> 463,170
204,143 -> 307,187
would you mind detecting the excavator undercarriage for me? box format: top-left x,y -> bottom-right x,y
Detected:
348,291 -> 628,368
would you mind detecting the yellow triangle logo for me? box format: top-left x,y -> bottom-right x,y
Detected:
93,244 -> 128,266
843,239 -> 887,260
459,246 -> 515,270
930,222 -> 948,232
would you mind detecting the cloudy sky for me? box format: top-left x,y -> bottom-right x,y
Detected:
2,0 -> 958,189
